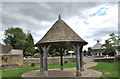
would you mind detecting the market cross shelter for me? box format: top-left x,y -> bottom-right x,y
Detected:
35,15 -> 88,76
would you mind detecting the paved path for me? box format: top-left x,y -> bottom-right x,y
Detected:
81,62 -> 102,77
22,61 -> 102,77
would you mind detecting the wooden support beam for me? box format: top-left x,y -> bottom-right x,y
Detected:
43,49 -> 48,71
57,48 -> 64,70
60,48 -> 64,70
40,52 -> 43,72
76,45 -> 81,76
41,45 -> 51,72
80,46 -> 84,71
38,47 -> 43,72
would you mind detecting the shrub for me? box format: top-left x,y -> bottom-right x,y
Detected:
48,53 -> 52,57
34,53 -> 40,57
54,52 -> 60,56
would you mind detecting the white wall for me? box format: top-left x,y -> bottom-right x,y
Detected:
10,49 -> 23,55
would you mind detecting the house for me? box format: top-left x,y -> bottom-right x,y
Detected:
91,40 -> 106,57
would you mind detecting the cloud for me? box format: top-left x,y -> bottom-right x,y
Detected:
2,2 -> 104,28
1,2 -> 118,50
64,2 -> 118,49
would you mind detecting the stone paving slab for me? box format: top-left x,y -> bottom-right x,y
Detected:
22,62 -> 102,78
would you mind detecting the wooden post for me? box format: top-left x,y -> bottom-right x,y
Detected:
38,47 -> 43,72
60,48 -> 64,70
76,45 -> 81,76
40,52 -> 44,72
39,48 -> 43,72
80,46 -> 84,71
43,48 -> 48,71
41,45 -> 51,72
57,48 -> 64,70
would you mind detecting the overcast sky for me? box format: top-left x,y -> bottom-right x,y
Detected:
0,2 -> 118,50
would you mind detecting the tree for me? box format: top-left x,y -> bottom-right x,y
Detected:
3,27 -> 26,49
24,33 -> 35,56
83,50 -> 87,56
108,33 -> 119,49
102,33 -> 119,56
88,47 -> 92,56
3,27 -> 36,56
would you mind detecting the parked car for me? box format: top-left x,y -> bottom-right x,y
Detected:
24,56 -> 33,59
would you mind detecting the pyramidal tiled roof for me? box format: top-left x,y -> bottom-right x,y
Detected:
35,15 -> 87,46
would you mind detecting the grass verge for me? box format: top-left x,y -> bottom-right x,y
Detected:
2,62 -> 77,78
90,62 -> 120,78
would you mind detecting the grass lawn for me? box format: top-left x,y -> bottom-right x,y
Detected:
2,67 -> 39,78
2,62 -> 77,78
90,62 -> 120,78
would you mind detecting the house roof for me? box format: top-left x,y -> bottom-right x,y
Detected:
35,15 -> 87,46
92,40 -> 106,49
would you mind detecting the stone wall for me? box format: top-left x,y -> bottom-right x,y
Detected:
23,57 -> 76,67
94,56 -> 120,63
0,54 -> 23,66
0,43 -> 12,54
0,54 -> 76,69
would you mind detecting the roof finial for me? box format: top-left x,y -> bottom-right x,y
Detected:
97,40 -> 99,43
58,14 -> 61,20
